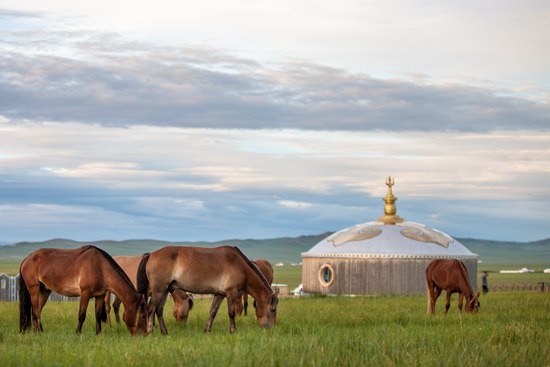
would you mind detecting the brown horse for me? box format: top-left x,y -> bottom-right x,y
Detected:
104,255 -> 194,326
236,259 -> 273,316
426,259 -> 480,315
137,246 -> 278,334
19,245 -> 147,335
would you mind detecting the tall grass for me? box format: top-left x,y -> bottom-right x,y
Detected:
1,292 -> 549,366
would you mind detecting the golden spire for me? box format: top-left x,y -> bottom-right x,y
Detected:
377,176 -> 405,224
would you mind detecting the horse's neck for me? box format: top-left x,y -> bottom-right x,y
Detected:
105,267 -> 138,305
244,265 -> 271,302
461,285 -> 474,299
459,276 -> 474,299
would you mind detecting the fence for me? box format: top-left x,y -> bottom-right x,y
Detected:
489,283 -> 550,292
0,273 -> 290,302
0,273 -> 78,302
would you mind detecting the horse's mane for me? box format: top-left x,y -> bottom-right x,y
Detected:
457,260 -> 475,296
232,246 -> 273,293
81,245 -> 138,293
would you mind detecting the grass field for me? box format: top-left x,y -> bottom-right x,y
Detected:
1,261 -> 549,366
1,292 -> 549,366
4,260 -> 550,291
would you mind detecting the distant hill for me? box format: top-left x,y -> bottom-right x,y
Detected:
0,234 -> 548,264
458,238 -> 550,264
0,233 -> 330,263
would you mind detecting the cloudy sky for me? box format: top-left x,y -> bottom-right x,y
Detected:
1,1 -> 549,243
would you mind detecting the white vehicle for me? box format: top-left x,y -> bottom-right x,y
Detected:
291,284 -> 303,296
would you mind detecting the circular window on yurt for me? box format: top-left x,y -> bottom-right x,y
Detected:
318,264 -> 335,287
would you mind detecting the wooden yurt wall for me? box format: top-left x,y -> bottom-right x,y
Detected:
302,257 -> 477,295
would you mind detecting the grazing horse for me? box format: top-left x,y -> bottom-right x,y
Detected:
104,255 -> 194,327
236,259 -> 273,316
137,246 -> 278,334
19,246 -> 147,335
426,259 -> 480,315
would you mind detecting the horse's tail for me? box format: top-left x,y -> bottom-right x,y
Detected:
19,271 -> 32,333
136,253 -> 150,296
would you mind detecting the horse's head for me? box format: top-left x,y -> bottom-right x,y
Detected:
465,292 -> 481,314
255,292 -> 278,328
124,294 -> 148,335
173,292 -> 194,322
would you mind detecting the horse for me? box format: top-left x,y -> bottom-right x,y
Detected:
137,246 -> 278,334
426,259 -> 480,315
104,255 -> 194,327
236,259 -> 273,316
19,245 -> 147,335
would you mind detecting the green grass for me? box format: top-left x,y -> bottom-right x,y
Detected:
0,259 -> 21,276
1,292 -> 549,366
271,265 -> 302,289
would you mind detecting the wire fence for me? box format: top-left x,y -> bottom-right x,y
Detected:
1,273 -> 79,302
0,273 -> 290,302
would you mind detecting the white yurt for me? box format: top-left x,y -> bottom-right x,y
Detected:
301,177 -> 478,295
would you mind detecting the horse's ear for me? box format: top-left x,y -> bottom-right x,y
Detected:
269,293 -> 279,311
476,291 -> 481,298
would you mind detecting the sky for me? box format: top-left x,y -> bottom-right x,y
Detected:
0,1 -> 549,243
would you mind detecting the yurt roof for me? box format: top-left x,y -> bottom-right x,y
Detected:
302,177 -> 478,260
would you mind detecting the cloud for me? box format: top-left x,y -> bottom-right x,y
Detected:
278,200 -> 313,209
1,119 -> 549,241
0,8 -> 548,243
1,27 -> 548,132
0,8 -> 44,20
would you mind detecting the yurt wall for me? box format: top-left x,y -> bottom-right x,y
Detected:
302,257 -> 478,295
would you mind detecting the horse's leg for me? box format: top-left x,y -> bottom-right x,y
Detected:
243,293 -> 249,316
104,292 -> 111,326
29,283 -> 46,332
112,296 -> 122,324
94,296 -> 106,334
37,288 -> 51,332
146,290 -> 167,334
432,287 -> 442,314
76,292 -> 92,334
235,292 -> 244,316
155,292 -> 169,335
204,294 -> 224,333
226,290 -> 239,333
444,291 -> 452,314
458,293 -> 464,313
427,281 -> 437,314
